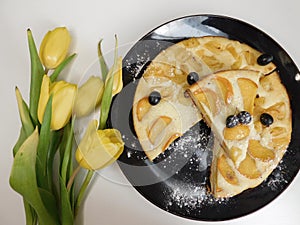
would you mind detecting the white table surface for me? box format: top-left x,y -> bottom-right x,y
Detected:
1,0 -> 299,224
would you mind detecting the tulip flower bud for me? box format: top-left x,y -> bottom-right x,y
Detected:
38,75 -> 77,130
73,76 -> 104,117
39,27 -> 71,69
75,120 -> 124,170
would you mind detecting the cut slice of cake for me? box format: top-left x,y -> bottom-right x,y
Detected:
187,70 -> 291,197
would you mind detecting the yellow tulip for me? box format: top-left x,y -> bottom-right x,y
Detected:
38,75 -> 77,130
73,76 -> 104,117
75,120 -> 124,170
39,27 -> 71,69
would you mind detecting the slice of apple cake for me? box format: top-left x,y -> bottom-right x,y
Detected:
187,70 -> 291,197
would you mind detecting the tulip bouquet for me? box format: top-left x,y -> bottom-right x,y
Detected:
10,27 -> 124,225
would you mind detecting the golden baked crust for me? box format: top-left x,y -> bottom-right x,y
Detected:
187,70 -> 291,197
132,36 -> 276,161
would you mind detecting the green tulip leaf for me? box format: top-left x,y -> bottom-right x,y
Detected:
13,126 -> 27,156
15,87 -> 34,136
59,176 -> 74,225
27,29 -> 45,126
47,130 -> 63,194
9,128 -> 59,225
99,74 -> 113,130
70,183 -> 75,213
36,95 -> 52,191
60,117 -> 75,184
75,170 -> 94,217
99,35 -> 118,130
38,188 -> 60,222
23,199 -> 37,225
98,39 -> 108,80
50,53 -> 77,82
13,87 -> 35,156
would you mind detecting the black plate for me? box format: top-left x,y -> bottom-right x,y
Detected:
108,15 -> 300,221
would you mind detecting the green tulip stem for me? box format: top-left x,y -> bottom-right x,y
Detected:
66,165 -> 81,191
75,170 -> 94,217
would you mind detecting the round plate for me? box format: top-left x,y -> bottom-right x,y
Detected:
108,15 -> 300,221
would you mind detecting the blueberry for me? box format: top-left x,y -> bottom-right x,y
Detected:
148,91 -> 161,105
237,111 -> 252,124
226,115 -> 239,128
187,72 -> 199,85
260,113 -> 274,126
257,54 -> 273,66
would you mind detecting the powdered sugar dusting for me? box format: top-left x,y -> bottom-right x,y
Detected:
266,161 -> 289,191
166,184 -> 207,211
120,113 -> 291,216
124,52 -> 150,78
153,121 -> 213,172
164,181 -> 229,213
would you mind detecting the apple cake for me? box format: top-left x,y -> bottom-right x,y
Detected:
132,36 -> 276,161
